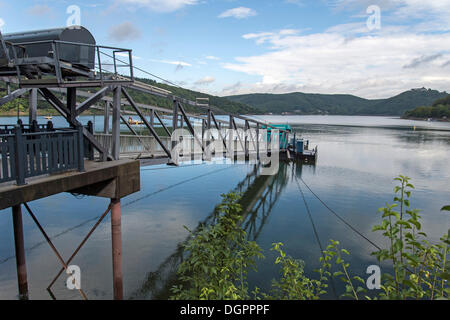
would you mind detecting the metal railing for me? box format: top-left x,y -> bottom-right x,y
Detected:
0,121 -> 53,135
1,39 -> 134,87
0,125 -> 85,185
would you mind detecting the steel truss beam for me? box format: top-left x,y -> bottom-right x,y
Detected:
121,87 -> 172,158
119,114 -> 153,155
76,86 -> 113,116
210,111 -> 228,152
0,88 -> 30,106
176,101 -> 204,153
38,88 -> 112,160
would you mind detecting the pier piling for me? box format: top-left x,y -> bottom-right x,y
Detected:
111,198 -> 123,300
12,204 -> 28,300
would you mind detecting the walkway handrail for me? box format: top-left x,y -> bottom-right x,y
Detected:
0,125 -> 85,185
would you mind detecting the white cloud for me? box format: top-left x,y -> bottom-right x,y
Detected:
218,7 -> 257,19
116,52 -> 142,60
108,21 -> 141,42
116,0 -> 198,13
0,18 -> 4,30
149,58 -> 192,67
223,29 -> 450,98
206,55 -> 220,60
194,76 -> 215,85
220,1 -> 450,98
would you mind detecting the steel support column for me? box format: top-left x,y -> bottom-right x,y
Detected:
28,89 -> 37,125
12,204 -> 28,300
112,86 -> 121,160
67,88 -> 77,124
111,198 -> 123,300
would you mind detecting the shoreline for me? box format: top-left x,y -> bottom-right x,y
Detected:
401,116 -> 449,123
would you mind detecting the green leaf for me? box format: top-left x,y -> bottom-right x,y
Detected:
353,276 -> 365,285
333,271 -> 344,277
408,219 -> 421,230
396,220 -> 412,229
441,206 -> 450,212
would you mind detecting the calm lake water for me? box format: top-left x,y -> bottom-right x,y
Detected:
0,115 -> 449,299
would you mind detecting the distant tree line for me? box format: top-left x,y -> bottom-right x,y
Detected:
404,94 -> 450,120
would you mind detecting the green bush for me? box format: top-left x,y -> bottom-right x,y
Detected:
170,192 -> 264,300
170,176 -> 449,300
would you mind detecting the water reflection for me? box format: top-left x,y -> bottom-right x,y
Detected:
0,117 -> 448,300
130,162 -> 299,299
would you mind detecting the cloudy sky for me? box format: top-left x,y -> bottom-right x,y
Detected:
1,0 -> 450,98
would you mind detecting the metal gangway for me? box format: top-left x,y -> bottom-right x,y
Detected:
0,26 -> 292,301
0,27 -> 291,170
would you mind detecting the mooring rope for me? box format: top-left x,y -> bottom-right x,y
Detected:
294,174 -> 382,251
293,169 -> 338,298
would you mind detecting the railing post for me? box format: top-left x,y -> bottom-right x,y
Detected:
245,120 -> 249,160
14,125 -> 26,186
77,125 -> 85,172
104,101 -> 110,134
206,110 -> 212,161
150,109 -> 154,127
293,132 -> 296,153
172,98 -> 178,155
47,121 -> 54,131
256,123 -> 260,161
229,115 -> 234,161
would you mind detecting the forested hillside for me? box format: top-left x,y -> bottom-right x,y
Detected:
227,88 -> 448,116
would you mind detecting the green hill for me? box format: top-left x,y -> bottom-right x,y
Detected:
127,78 -> 259,115
0,78 -> 259,116
364,88 -> 449,115
226,88 -> 448,116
